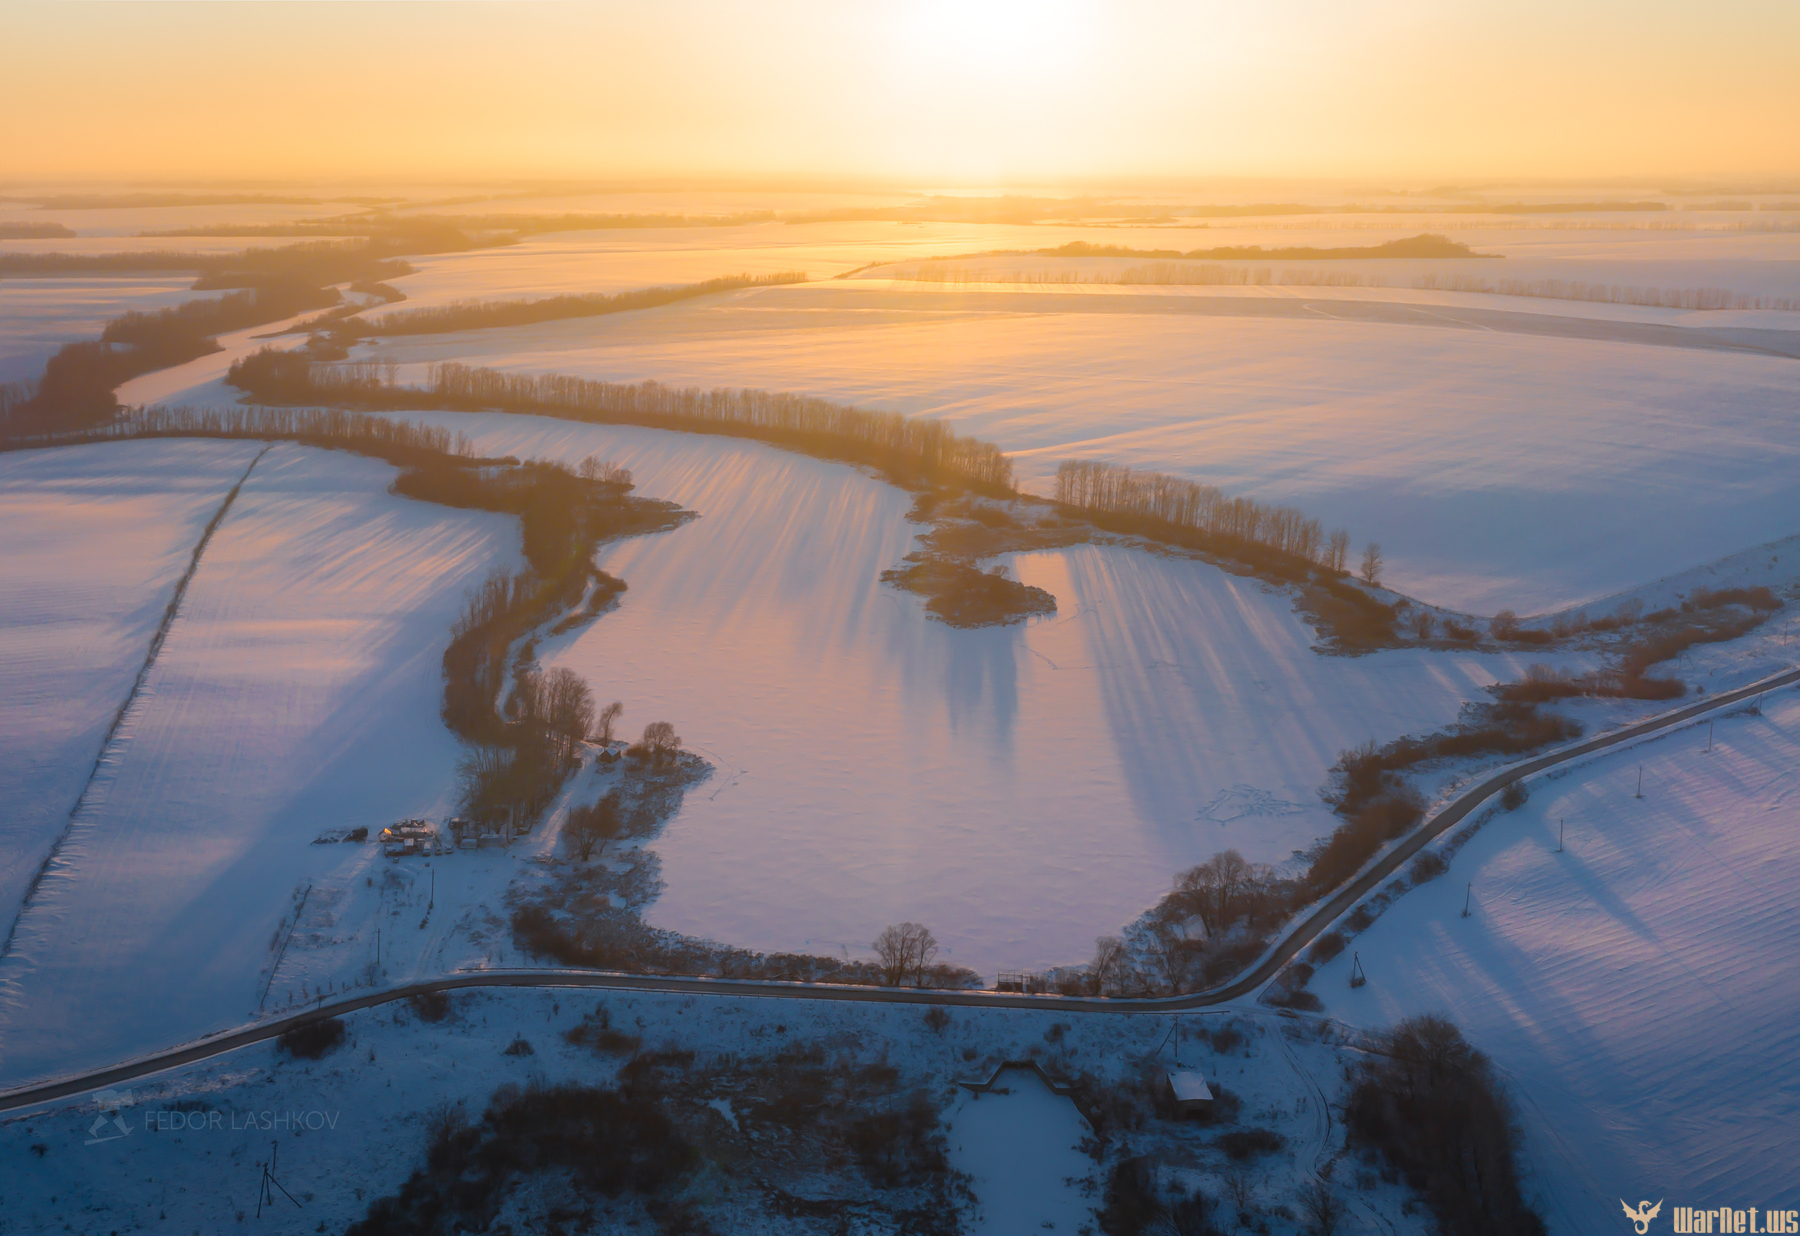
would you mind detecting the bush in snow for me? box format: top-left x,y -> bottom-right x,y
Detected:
277,1015 -> 346,1060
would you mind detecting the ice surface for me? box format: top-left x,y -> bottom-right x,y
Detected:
0,443 -> 520,1086
947,1067 -> 1093,1232
0,439 -> 265,929
1311,688 -> 1800,1230
380,411 -> 1584,983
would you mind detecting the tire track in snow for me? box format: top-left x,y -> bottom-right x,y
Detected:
0,445 -> 272,959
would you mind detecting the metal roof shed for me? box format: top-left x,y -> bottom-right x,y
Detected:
1166,1070 -> 1214,1117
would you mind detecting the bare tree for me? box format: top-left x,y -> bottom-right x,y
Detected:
1173,849 -> 1258,935
1360,541 -> 1383,587
872,922 -> 937,986
1222,1167 -> 1254,1214
1297,1178 -> 1344,1235
595,700 -> 624,745
507,666 -> 543,726
1489,609 -> 1520,640
566,791 -> 623,861
1326,527 -> 1351,573
640,721 -> 680,767
456,744 -> 513,822
1130,919 -> 1193,995
1413,610 -> 1435,639
542,667 -> 594,762
1090,935 -> 1127,996
577,456 -> 632,486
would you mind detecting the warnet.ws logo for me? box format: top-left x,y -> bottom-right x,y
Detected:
1634,1200 -> 1800,1234
84,1088 -> 135,1145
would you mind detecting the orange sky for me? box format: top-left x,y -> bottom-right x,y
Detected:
4,0 -> 1797,184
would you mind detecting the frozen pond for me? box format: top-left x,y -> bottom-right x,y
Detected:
395,411 -> 1578,978
948,1066 -> 1094,1233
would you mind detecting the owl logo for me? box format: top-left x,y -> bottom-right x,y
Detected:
1621,1199 -> 1663,1235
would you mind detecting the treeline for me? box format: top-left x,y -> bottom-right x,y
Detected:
1347,1016 -> 1547,1235
1052,459 -> 1398,648
144,210 -> 781,240
357,271 -> 806,336
896,233 -> 1485,268
12,281 -> 341,431
225,351 -> 1015,492
1,235 -> 449,435
431,458 -> 688,832
1055,458 -> 1331,561
0,237 -> 422,283
0,222 -> 74,239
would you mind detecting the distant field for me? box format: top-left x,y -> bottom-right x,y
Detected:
355,279 -> 1800,615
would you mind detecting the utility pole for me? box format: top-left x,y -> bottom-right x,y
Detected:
1635,766 -> 1644,799
1461,883 -> 1471,918
1558,818 -> 1564,853
1707,722 -> 1714,753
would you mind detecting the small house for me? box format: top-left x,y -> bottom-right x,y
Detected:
1166,1070 -> 1214,1117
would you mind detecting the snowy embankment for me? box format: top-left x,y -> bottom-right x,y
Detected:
0,439 -> 266,930
0,443 -> 520,1088
1310,683 -> 1800,1233
388,411 -> 1585,983
355,277 -> 1800,616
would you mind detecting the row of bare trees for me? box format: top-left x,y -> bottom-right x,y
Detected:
428,362 -> 1015,491
1053,459 -> 1341,567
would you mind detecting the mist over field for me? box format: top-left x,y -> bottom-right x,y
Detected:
2,3 -> 1798,1234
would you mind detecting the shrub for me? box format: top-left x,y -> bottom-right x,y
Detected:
1263,987 -> 1324,1013
1500,780 -> 1528,811
1217,1127 -> 1287,1160
1308,930 -> 1346,964
408,991 -> 451,1023
503,1036 -> 535,1057
348,1080 -> 694,1235
1411,850 -> 1448,882
277,1016 -> 346,1060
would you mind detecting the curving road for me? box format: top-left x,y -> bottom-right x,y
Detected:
2,661 -> 1793,1114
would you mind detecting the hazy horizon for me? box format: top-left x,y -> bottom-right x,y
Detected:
6,0 -> 1798,183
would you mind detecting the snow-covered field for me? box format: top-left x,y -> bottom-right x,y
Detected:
0,443 -> 520,1087
0,439 -> 265,931
1310,680 -> 1800,1234
0,986 -> 1417,1236
354,272 -> 1800,615
390,411 -> 1583,979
